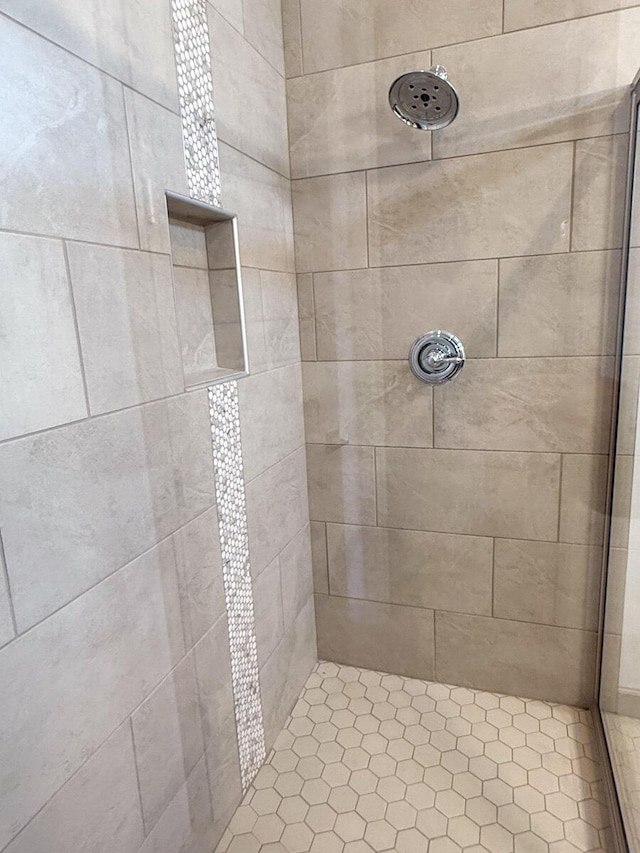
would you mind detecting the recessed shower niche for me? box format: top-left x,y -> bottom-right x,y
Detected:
166,191 -> 248,388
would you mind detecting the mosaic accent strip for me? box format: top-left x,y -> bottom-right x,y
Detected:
171,0 -> 266,791
209,383 -> 266,790
171,0 -> 222,207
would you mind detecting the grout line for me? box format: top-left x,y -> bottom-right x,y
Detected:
121,84 -> 143,250
0,531 -> 18,637
305,440 -> 607,457
364,170 -> 370,269
206,0 -> 287,80
219,136 -> 292,182
491,538 -> 496,617
373,446 -> 379,527
0,10 -> 182,117
310,272 -> 319,361
61,240 -> 92,417
495,259 -> 501,357
502,0 -> 506,33
557,454 -> 565,543
323,522 -> 331,595
297,0 -> 306,76
129,718 -> 148,837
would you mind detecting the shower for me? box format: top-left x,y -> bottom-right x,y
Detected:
388,64 -> 459,130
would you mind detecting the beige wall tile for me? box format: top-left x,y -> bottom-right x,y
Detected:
0,391 -> 215,629
600,634 -> 622,712
297,273 -> 317,361
623,250 -> 640,354
0,540 -> 183,850
246,447 -> 310,576
280,525 -> 315,630
432,10 -> 640,159
169,220 -> 208,270
307,444 -> 376,525
377,448 -> 561,540
288,52 -> 432,178
194,614 -> 235,748
499,252 -> 620,357
260,270 -> 302,370
173,508 -> 225,650
616,356 -> 640,455
1,0 -> 178,110
572,134 -> 629,251
303,361 -> 432,447
367,144 -> 573,267
68,244 -> 184,414
260,597 -> 317,749
243,0 -> 286,74
219,143 -> 295,273
239,363 -> 305,482
209,6 -> 289,176
125,90 -> 188,254
0,233 -> 87,441
504,0 -> 640,31
132,655 -> 205,832
299,0 -> 502,73
254,557 -> 285,667
327,524 -> 493,615
436,613 -> 597,707
559,454 -> 609,545
3,724 -> 143,853
314,261 -> 498,361
173,266 -> 218,382
315,594 -> 435,680
282,0 -> 303,77
604,547 -> 628,635
610,454 -> 634,549
434,357 -> 614,454
0,18 -> 138,246
310,522 -> 329,595
493,539 -> 602,631
138,758 -> 215,853
292,172 -> 368,272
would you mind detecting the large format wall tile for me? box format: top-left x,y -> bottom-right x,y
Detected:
280,525 -> 314,630
572,134 -> 629,251
239,363 -> 305,482
246,447 -> 310,576
314,261 -> 498,361
307,444 -> 376,525
315,594 -> 435,679
288,51 -> 432,178
173,507 -> 225,650
219,143 -> 295,272
0,391 -> 215,629
327,524 -> 493,615
367,144 -> 573,266
435,612 -> 597,707
504,0 -> 640,31
209,6 -> 289,177
0,541 -> 183,849
493,539 -> 602,631
297,273 -> 317,360
303,361 -> 432,447
3,724 -> 143,853
499,252 -> 620,356
205,712 -> 242,847
260,597 -> 317,749
292,172 -> 368,272
0,18 -> 138,246
0,233 -> 86,441
1,0 -> 178,110
254,557 -> 285,667
0,554 -> 14,649
432,10 -> 640,158
243,0 -> 286,75
282,0 -> 303,77
299,0 -> 502,73
434,357 -> 614,454
194,615 -> 234,749
310,522 -> 329,595
377,448 -> 561,540
559,454 -> 609,545
124,89 -> 189,254
132,654 -> 204,833
68,244 -> 183,414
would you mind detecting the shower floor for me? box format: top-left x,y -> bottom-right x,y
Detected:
217,663 -> 611,853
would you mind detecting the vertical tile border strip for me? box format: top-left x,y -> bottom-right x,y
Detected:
171,0 -> 266,791
209,383 -> 266,790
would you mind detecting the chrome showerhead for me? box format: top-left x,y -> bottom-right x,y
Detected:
389,65 -> 459,131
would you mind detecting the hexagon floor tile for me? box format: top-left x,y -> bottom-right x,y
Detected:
216,663 -> 612,852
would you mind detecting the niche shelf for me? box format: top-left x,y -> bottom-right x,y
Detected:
166,191 -> 248,389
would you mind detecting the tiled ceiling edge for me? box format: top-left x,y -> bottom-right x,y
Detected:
171,0 -> 266,792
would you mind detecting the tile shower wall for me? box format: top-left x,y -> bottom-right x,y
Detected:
285,0 -> 640,708
0,2 -> 314,852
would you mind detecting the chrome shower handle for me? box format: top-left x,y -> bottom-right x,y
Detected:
409,331 -> 466,384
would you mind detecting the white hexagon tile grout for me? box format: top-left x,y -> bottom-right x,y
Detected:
215,662 -> 613,853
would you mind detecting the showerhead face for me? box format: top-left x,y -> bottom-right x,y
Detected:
389,66 -> 459,131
